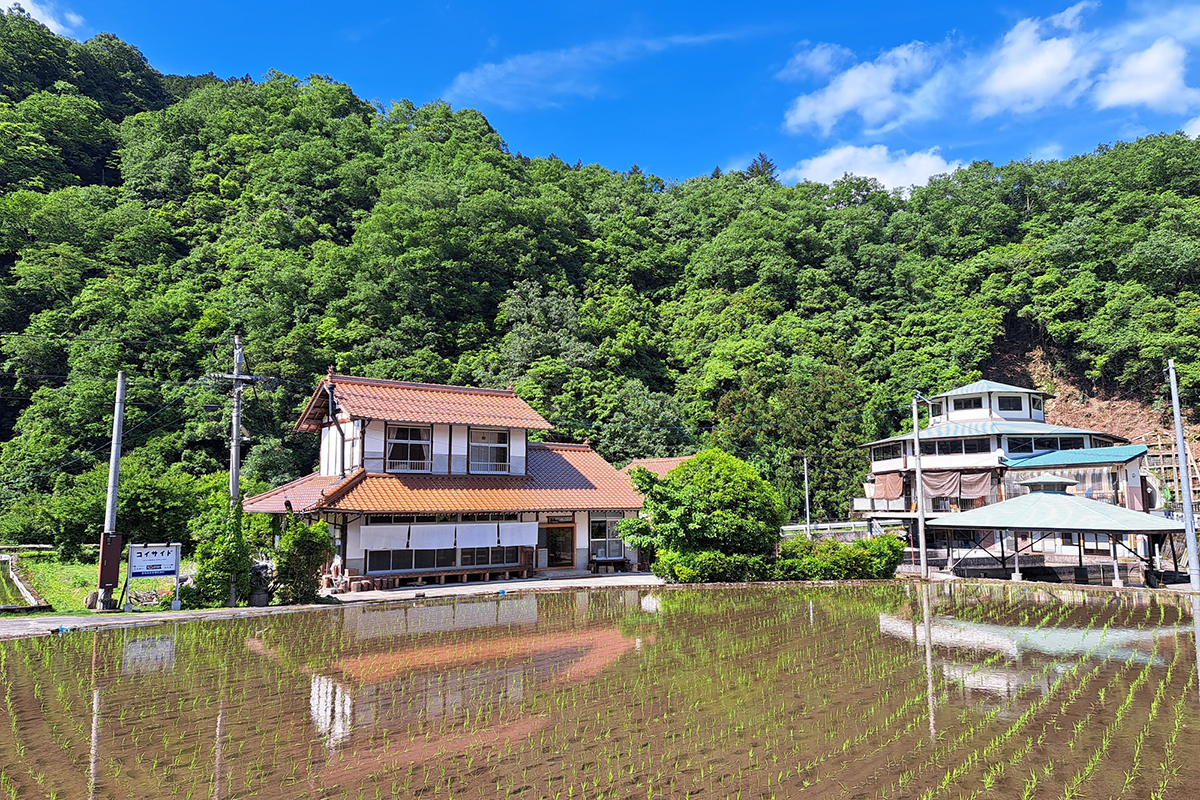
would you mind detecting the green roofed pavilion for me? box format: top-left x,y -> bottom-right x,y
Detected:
930,481 -> 1183,534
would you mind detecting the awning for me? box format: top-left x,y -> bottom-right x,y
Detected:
922,471 -> 960,498
456,523 -> 499,548
960,471 -> 993,499
875,472 -> 905,500
360,525 -> 408,551
408,524 -> 455,549
499,521 -> 539,546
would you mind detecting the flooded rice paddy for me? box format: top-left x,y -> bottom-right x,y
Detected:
1,582 -> 1199,799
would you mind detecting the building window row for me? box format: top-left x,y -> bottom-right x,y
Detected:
364,513 -> 520,525
366,546 -> 520,573
919,438 -> 993,455
384,426 -> 513,474
1007,436 -> 1085,454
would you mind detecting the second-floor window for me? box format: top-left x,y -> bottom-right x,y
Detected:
386,426 -> 431,472
953,397 -> 983,410
998,396 -> 1022,411
469,428 -> 510,473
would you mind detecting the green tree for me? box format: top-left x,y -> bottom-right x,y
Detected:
620,449 -> 785,557
273,513 -> 332,604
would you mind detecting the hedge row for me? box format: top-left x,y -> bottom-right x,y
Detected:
651,534 -> 906,584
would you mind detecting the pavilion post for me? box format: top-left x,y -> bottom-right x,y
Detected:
1011,532 -> 1022,582
1109,532 -> 1123,588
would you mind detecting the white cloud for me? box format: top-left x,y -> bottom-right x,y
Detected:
781,144 -> 962,190
1031,142 -> 1065,161
1094,37 -> 1200,112
783,42 -> 947,135
776,43 -> 855,81
1186,115 -> 1200,136
973,17 -> 1097,117
1048,1 -> 1098,32
445,33 -> 733,111
19,0 -> 83,35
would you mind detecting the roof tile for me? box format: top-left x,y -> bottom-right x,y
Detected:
244,443 -> 643,514
296,375 -> 551,432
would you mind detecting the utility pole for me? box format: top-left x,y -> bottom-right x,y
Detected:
1168,359 -> 1200,591
96,371 -> 126,610
803,456 -> 811,538
208,335 -> 270,506
912,396 -> 929,579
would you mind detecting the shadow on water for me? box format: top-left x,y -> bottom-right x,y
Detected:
0,582 -> 1197,799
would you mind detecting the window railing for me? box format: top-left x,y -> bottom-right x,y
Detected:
469,461 -> 510,474
386,459 -> 431,473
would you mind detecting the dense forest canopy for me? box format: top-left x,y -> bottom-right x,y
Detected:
1,8 -> 1199,555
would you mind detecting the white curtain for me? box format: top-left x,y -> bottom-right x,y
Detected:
360,525 -> 408,551
408,524 -> 456,549
456,523 -> 499,548
499,521 -> 539,546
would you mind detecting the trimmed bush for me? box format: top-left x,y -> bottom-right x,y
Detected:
652,549 -> 770,583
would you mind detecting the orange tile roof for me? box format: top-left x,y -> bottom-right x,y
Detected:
243,443 -> 643,514
295,374 -> 551,433
241,472 -> 356,514
623,455 -> 693,479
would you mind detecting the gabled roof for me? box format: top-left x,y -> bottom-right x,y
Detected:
242,443 -> 642,515
295,374 -> 552,433
623,455 -> 693,479
864,420 -> 1123,448
1003,445 -> 1148,470
930,380 -> 1055,400
929,490 -> 1182,533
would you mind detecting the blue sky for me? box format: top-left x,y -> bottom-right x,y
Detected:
22,0 -> 1200,189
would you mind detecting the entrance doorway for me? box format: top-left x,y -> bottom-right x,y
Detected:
539,524 -> 576,568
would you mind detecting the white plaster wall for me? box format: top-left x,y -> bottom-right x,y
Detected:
510,428 -> 527,475
320,427 -> 332,476
346,518 -> 361,557
363,420 -> 386,472
433,424 -> 451,473
450,425 -> 468,474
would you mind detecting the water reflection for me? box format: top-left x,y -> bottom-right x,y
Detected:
8,583 -> 1199,800
299,590 -> 649,756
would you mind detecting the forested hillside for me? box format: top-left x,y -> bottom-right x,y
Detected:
2,9 -> 1198,555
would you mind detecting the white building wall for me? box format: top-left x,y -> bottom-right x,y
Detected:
450,425 -> 468,474
432,424 -> 451,473
510,428 -> 527,475
363,420 -> 386,473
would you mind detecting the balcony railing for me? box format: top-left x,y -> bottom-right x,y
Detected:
854,493 -> 1000,515
386,459 -> 431,473
469,461 -> 510,474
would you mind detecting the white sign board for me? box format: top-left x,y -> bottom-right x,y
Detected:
121,634 -> 176,675
128,543 -> 180,579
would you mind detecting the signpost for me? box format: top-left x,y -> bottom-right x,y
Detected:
125,543 -> 182,612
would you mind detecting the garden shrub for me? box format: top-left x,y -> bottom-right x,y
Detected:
652,549 -> 770,583
273,515 -> 333,605
769,535 -> 906,581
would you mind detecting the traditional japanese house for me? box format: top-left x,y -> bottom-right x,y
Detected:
243,373 -> 643,583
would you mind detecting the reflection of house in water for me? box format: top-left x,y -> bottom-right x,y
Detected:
307,592 -> 648,752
